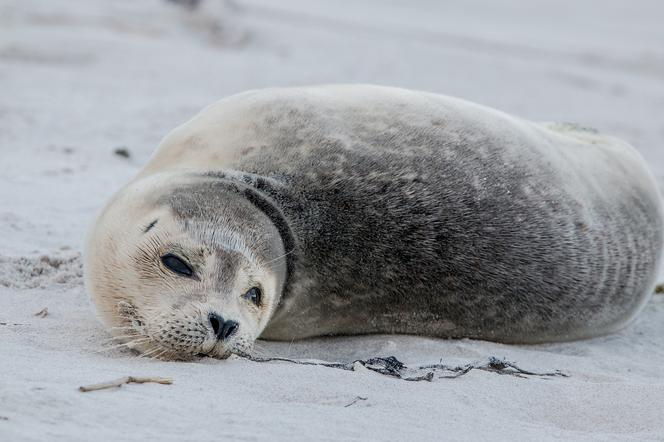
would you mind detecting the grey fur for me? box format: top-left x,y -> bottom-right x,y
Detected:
122,86 -> 664,345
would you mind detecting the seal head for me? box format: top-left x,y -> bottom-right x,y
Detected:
84,173 -> 287,360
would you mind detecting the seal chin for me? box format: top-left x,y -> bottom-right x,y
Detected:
125,337 -> 230,361
196,341 -> 233,360
200,348 -> 232,360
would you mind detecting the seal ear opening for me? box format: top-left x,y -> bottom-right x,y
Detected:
143,219 -> 158,233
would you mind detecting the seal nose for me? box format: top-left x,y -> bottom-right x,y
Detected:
208,313 -> 239,341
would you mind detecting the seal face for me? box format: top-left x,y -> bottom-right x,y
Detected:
85,85 -> 664,359
85,174 -> 288,359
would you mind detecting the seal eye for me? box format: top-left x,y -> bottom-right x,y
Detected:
243,287 -> 262,306
161,254 -> 194,278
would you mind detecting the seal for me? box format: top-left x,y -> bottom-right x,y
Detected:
84,85 -> 664,360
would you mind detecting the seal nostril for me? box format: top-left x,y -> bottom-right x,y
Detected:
221,320 -> 239,340
208,313 -> 223,337
208,313 -> 239,341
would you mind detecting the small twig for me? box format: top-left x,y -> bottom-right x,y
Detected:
34,308 -> 49,318
0,322 -> 26,326
79,376 -> 173,392
344,396 -> 368,407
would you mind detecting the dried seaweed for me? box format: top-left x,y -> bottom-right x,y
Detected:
241,355 -> 567,382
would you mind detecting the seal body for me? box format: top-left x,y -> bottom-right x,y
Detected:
86,85 -> 663,356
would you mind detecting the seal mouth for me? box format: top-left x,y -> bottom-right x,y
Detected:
195,351 -> 232,360
111,328 -> 241,360
111,301 -> 241,361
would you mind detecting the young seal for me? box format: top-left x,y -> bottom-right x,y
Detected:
84,85 -> 664,360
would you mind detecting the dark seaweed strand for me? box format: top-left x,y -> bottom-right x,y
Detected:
238,354 -> 568,382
